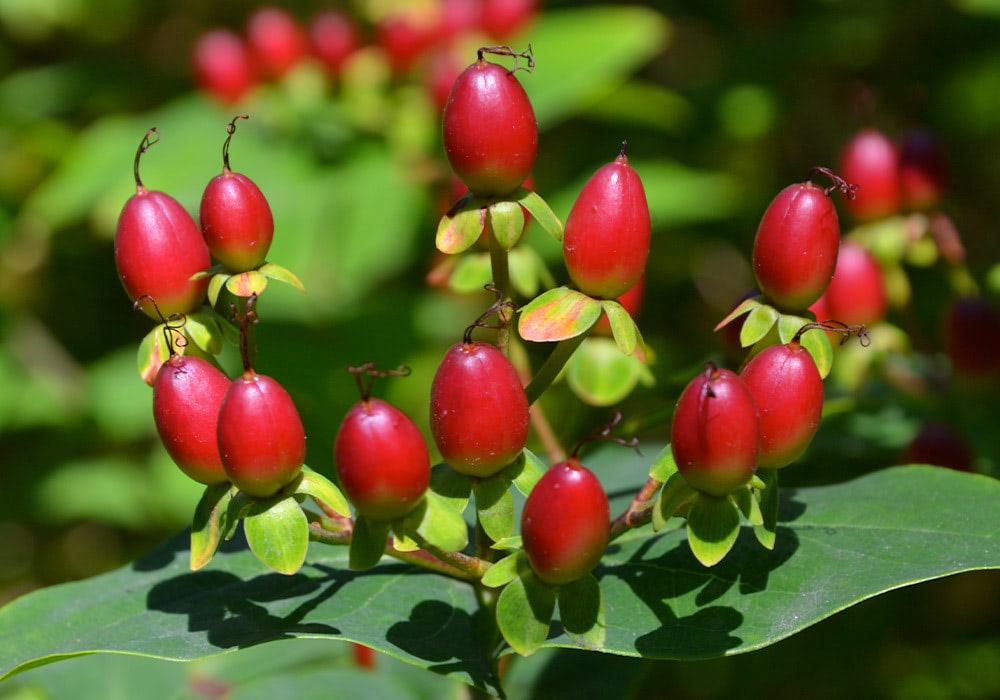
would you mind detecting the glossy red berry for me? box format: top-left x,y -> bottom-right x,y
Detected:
821,239 -> 887,326
309,10 -> 362,77
442,53 -> 537,197
192,29 -> 256,105
839,127 -> 901,221
199,121 -> 274,272
899,127 -> 948,211
335,398 -> 431,521
114,133 -> 211,319
153,354 -> 230,486
944,296 -> 1000,378
217,370 -> 307,498
671,365 -> 760,497
521,457 -> 610,586
563,145 -> 651,299
430,341 -> 530,478
246,7 -> 310,80
740,341 -> 824,469
752,179 -> 840,311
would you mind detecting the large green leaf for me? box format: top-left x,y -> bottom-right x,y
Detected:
0,458 -> 997,694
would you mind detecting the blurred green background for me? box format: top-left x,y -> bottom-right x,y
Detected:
0,0 -> 998,697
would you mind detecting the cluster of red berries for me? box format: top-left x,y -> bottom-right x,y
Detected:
191,1 -> 537,107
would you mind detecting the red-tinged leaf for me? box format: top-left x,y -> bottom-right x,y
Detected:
518,286 -> 603,342
225,270 -> 268,298
437,203 -> 486,255
136,324 -> 184,386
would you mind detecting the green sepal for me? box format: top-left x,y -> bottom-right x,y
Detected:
652,471 -> 695,532
182,310 -> 225,356
259,261 -> 305,293
428,462 -> 473,514
394,490 -> 469,554
189,483 -> 235,571
349,516 -> 391,571
566,336 -> 654,407
514,187 -> 564,242
488,199 -> 526,250
686,492 -> 742,567
518,286 -> 603,342
600,299 -> 644,356
496,565 -> 557,656
797,323 -> 835,379
490,536 -> 523,551
135,323 -> 180,386
508,448 -> 546,497
225,269 -> 269,298
294,466 -> 351,517
223,490 -> 254,539
481,551 -> 523,588
207,272 -> 230,308
753,467 -> 780,550
474,472 -> 515,542
713,295 -> 762,332
437,194 -> 485,255
557,573 -> 606,651
740,302 -> 780,347
648,444 -> 678,482
243,494 -> 310,575
732,484 -> 763,526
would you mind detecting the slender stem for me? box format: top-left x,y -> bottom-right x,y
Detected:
405,531 -> 493,579
486,214 -> 513,354
608,476 -> 664,542
524,333 -> 589,405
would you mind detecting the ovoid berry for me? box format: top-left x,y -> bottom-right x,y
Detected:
838,127 -> 901,221
217,369 -> 307,498
899,127 -> 948,211
944,296 -> 1000,378
430,341 -> 530,478
245,7 -> 310,80
821,239 -> 887,326
334,397 -> 431,521
153,354 -> 230,486
309,10 -> 362,77
563,144 -> 651,300
521,457 -> 610,586
192,29 -> 256,105
752,179 -> 840,311
740,341 -> 824,469
442,52 -> 538,197
905,421 -> 974,472
200,121 -> 275,272
671,365 -> 760,497
115,133 -> 211,319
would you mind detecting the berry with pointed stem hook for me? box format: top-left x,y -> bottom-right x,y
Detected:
335,363 -> 431,522
115,128 -> 211,319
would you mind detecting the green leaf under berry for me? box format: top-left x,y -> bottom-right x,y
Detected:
686,493 -> 742,567
349,516 -> 391,571
496,568 -> 557,657
514,187 -> 564,242
557,574 -> 606,651
487,200 -> 526,251
473,474 -> 515,542
436,198 -> 485,255
294,467 -> 351,517
243,495 -> 310,575
518,286 -> 603,342
189,483 -> 235,571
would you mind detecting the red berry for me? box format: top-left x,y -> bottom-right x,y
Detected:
905,421 -> 974,472
442,55 -> 537,197
480,0 -> 537,40
740,341 -> 824,469
562,145 -> 651,299
521,457 -> 610,586
670,365 -> 760,497
752,180 -> 840,311
430,341 -> 530,478
246,7 -> 310,80
191,29 -> 256,104
199,124 -> 274,273
376,8 -> 441,74
898,127 -> 948,211
821,239 -> 887,326
153,355 -> 230,486
309,10 -> 362,77
334,398 -> 431,521
217,370 -> 306,498
114,134 -> 211,320
838,127 -> 901,221
944,296 -> 1000,378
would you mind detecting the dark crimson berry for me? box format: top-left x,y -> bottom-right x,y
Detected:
192,29 -> 256,105
521,457 -> 610,586
899,127 -> 948,211
562,145 -> 651,299
671,365 -> 760,497
246,7 -> 310,80
217,370 -> 307,498
153,354 -> 230,486
334,397 -> 431,521
199,120 -> 274,272
740,341 -> 823,469
905,421 -> 974,472
481,0 -> 537,40
838,127 -> 901,221
114,133 -> 211,319
442,53 -> 537,197
430,341 -> 530,478
944,296 -> 1000,378
752,180 -> 840,311
821,239 -> 887,326
309,10 -> 362,77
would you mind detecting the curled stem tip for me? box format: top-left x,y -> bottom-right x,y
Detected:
133,294 -> 187,355
477,44 -> 534,73
796,320 -> 871,347
347,362 -> 411,401
807,166 -> 859,200
571,410 -> 641,459
222,114 -> 249,171
133,127 -> 160,189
